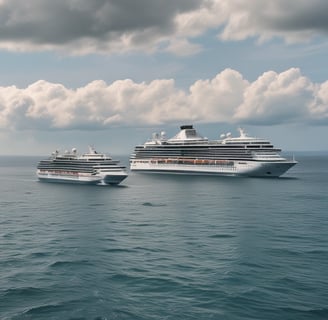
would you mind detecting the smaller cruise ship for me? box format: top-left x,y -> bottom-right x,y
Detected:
37,146 -> 128,185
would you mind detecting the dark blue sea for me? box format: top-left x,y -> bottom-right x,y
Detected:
1,154 -> 328,320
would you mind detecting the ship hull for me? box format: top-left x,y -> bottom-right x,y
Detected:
102,173 -> 128,185
130,159 -> 297,178
37,171 -> 127,185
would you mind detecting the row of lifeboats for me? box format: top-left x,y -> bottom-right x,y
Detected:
150,158 -> 234,166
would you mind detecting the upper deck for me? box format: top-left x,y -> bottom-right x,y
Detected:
143,125 -> 274,148
131,125 -> 284,161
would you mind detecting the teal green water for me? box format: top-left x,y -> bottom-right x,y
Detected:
0,154 -> 327,320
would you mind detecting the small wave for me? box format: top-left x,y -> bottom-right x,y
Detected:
2,232 -> 15,239
24,304 -> 60,315
103,248 -> 135,253
305,249 -> 328,255
270,247 -> 303,257
28,251 -> 51,259
109,273 -> 139,283
292,194 -> 325,201
88,203 -> 105,207
133,246 -> 159,253
239,261 -> 266,270
209,234 -> 236,239
21,297 -> 107,319
2,286 -> 48,299
279,306 -> 328,316
49,259 -> 93,269
133,223 -> 153,227
279,234 -> 311,240
142,202 -> 167,207
275,276 -> 314,292
0,201 -> 17,207
110,274 -> 183,293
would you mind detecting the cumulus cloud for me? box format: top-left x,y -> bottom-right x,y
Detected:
310,82 -> 328,123
234,69 -> 314,124
0,0 -> 327,55
216,0 -> 328,43
0,68 -> 327,131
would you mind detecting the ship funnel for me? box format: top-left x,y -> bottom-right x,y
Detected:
180,125 -> 193,130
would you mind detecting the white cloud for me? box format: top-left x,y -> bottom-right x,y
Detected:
309,81 -> 328,123
234,68 -> 313,124
1,68 -> 327,131
215,0 -> 328,44
176,0 -> 328,44
0,0 -> 328,55
165,38 -> 203,56
189,69 -> 248,122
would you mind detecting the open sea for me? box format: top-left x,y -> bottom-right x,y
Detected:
0,153 -> 327,320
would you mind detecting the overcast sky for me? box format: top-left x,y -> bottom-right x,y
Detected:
1,0 -> 328,155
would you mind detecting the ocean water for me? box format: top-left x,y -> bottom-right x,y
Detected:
0,154 -> 327,320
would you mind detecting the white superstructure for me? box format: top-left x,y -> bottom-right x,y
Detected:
130,125 -> 297,177
37,146 -> 128,185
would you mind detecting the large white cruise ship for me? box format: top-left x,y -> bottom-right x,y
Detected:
37,146 -> 128,185
130,125 -> 297,177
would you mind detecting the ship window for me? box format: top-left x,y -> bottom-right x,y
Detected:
186,129 -> 196,137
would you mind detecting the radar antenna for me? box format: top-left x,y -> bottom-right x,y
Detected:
238,127 -> 247,138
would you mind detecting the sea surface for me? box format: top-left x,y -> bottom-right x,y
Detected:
0,153 -> 327,320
